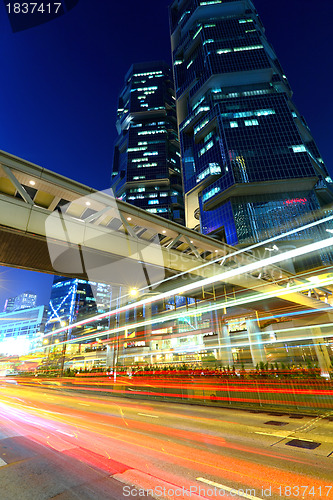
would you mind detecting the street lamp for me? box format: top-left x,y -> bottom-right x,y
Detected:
59,321 -> 69,378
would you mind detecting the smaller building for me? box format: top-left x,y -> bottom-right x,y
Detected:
0,306 -> 45,356
3,297 -> 15,313
3,292 -> 37,313
14,291 -> 37,311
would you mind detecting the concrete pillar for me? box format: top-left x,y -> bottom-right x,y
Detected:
145,303 -> 152,337
246,317 -> 267,366
312,327 -> 332,377
106,345 -> 113,369
216,313 -> 233,367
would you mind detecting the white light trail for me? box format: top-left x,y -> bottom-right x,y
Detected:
42,234 -> 333,342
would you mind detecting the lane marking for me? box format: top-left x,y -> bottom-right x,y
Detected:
0,458 -> 7,467
138,413 -> 159,418
197,477 -> 261,500
56,430 -> 75,437
287,438 -> 315,443
255,431 -> 290,438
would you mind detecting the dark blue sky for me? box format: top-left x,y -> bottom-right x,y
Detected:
0,0 -> 332,309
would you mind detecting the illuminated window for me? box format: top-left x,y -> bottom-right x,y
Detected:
138,130 -> 166,135
254,109 -> 276,117
199,140 -> 214,157
202,186 -> 220,202
194,118 -> 209,135
128,147 -> 147,152
234,111 -> 253,118
291,145 -> 306,153
217,48 -> 232,54
244,119 -> 259,126
233,45 -> 263,52
200,0 -> 221,5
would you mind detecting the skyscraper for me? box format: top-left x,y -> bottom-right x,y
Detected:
111,61 -> 185,224
45,277 -> 111,340
170,0 -> 333,248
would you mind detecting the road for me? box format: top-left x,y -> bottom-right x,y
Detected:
0,378 -> 332,500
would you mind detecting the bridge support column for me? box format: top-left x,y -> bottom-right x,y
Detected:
312,328 -> 332,377
106,345 -> 113,370
246,317 -> 267,367
216,314 -> 233,367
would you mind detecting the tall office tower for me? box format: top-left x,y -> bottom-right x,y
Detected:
45,277 -> 112,340
45,277 -> 99,339
111,61 -> 185,225
170,0 -> 333,249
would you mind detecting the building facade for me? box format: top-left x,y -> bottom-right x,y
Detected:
3,292 -> 37,313
45,277 -> 112,340
3,297 -> 15,313
170,0 -> 333,250
0,306 -> 45,355
111,61 -> 185,224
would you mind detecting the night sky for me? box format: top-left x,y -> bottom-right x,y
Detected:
0,0 -> 332,309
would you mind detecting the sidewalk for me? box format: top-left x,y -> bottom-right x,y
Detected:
0,423 -> 149,500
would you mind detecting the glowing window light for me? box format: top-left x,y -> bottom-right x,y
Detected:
194,118 -> 209,135
292,145 -> 307,153
199,140 -> 214,157
244,119 -> 259,126
127,147 -> 147,152
200,0 -> 221,5
202,186 -> 220,202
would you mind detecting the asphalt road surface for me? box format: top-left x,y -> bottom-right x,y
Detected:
0,379 -> 332,500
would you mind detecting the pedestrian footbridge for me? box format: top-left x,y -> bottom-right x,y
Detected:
0,149 -> 332,318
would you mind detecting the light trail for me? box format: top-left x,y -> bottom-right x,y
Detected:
43,272 -> 333,349
0,385 -> 332,499
40,225 -> 333,341
131,212 -> 333,297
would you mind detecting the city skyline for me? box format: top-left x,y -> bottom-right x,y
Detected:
0,0 -> 333,305
0,266 -> 53,311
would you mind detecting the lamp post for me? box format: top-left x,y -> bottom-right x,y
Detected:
59,321 -> 69,378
